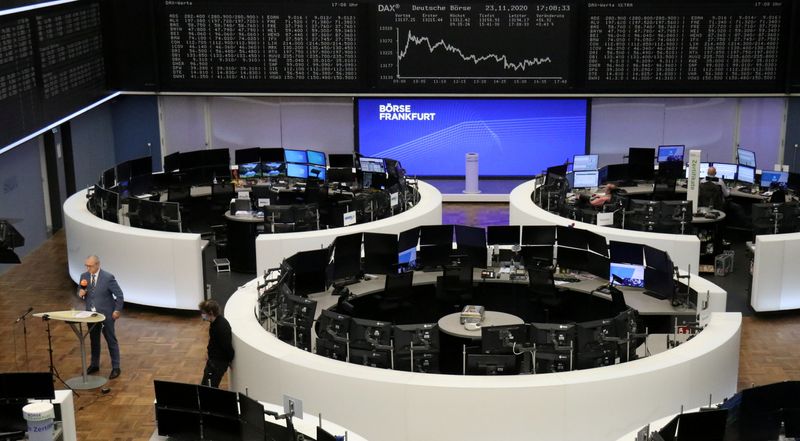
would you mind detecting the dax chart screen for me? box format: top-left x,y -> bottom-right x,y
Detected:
374,2 -> 576,91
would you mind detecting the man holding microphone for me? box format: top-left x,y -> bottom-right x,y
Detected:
79,255 -> 124,379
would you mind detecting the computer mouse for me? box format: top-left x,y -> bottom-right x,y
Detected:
464,322 -> 481,331
91,313 -> 98,317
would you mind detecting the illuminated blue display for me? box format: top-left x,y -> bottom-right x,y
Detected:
285,149 -> 308,164
307,150 -> 326,166
287,163 -> 309,179
357,98 -> 587,176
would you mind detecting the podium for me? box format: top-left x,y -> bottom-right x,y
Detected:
33,310 -> 107,390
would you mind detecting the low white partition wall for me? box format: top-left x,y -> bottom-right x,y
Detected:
64,189 -> 205,310
227,280 -> 741,441
751,231 -> 800,312
255,180 -> 442,274
509,180 -> 701,274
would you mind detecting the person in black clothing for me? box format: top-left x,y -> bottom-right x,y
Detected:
199,299 -> 235,388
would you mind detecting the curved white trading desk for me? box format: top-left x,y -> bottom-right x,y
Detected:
751,231 -> 800,312
255,180 -> 443,274
64,189 -> 206,309
509,180 -> 701,274
227,278 -> 740,441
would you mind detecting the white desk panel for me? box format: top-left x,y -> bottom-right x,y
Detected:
64,189 -> 205,310
255,180 -> 443,274
227,279 -> 740,441
509,180 -> 701,275
751,232 -> 800,312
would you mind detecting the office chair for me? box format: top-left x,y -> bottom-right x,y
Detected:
375,270 -> 414,321
698,181 -> 725,210
527,261 -> 562,320
436,263 -> 473,309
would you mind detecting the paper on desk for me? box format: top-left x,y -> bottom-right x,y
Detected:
74,311 -> 93,318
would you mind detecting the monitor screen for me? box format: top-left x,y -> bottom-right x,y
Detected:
521,225 -> 556,246
788,171 -> 800,191
260,148 -> 285,163
263,161 -> 284,177
328,154 -> 354,168
760,170 -> 788,188
154,380 -> 199,410
609,263 -> 645,288
627,148 -> 655,180
685,162 -> 709,179
238,162 -> 261,179
737,148 -> 756,168
737,165 -> 755,184
164,152 -> 180,172
572,154 -> 598,171
363,232 -> 398,274
487,225 -> 520,246
712,162 -> 737,180
572,170 -> 599,189
284,149 -> 308,164
358,98 -> 587,177
609,241 -> 644,265
308,165 -> 326,180
398,246 -> 417,268
307,150 -> 326,166
286,163 -> 309,179
235,147 -> 261,165
359,157 -> 386,173
657,145 -> 685,162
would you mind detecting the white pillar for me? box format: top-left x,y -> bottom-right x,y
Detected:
464,152 -> 480,194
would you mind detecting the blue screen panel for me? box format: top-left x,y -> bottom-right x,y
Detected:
760,170 -> 788,187
307,150 -> 326,166
238,162 -> 261,179
357,99 -> 587,176
285,149 -> 308,164
309,165 -> 326,180
287,163 -> 309,179
609,263 -> 645,288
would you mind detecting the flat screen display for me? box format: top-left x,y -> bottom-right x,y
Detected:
737,148 -> 756,167
263,161 -> 284,177
238,162 -> 261,179
307,150 -> 326,166
760,170 -> 788,187
685,162 -> 709,179
737,165 -> 755,184
398,247 -> 417,267
657,145 -> 684,163
359,157 -> 386,173
286,163 -> 309,179
357,98 -> 587,176
609,263 -> 645,288
572,170 -> 599,189
572,154 -> 598,171
285,149 -> 308,164
712,163 -> 737,180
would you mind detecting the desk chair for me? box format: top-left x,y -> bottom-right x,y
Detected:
436,264 -> 473,309
698,181 -> 725,211
375,271 -> 414,321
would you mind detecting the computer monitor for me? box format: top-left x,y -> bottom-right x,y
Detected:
359,156 -> 386,173
397,246 -> 417,270
465,354 -> 517,375
675,409 -> 728,441
711,162 -> 737,180
644,245 -> 672,273
737,165 -> 755,184
609,263 -> 645,288
307,150 -> 326,166
262,162 -> 284,177
487,225 -> 520,246
327,167 -> 356,183
316,309 -> 351,343
557,226 -> 590,250
328,153 -> 354,168
163,152 -> 180,172
454,225 -> 487,268
238,162 -> 261,179
481,324 -> 528,354
529,322 -> 576,349
656,160 -> 683,180
657,145 -> 685,163
586,252 -> 610,280
102,167 -> 116,187
317,427 -> 338,441
572,170 -> 599,189
286,163 -> 309,179
788,171 -> 800,191
153,380 -> 199,410
521,225 -> 556,246
292,249 -> 329,295
545,164 -> 568,178
235,147 -> 261,165
556,247 -> 590,273
392,323 -> 439,352
284,149 -> 308,164
332,232 -> 362,282
116,160 -> 132,183
760,170 -> 788,188
627,148 -> 655,180
572,154 -> 598,171
156,408 -> 201,439
349,318 -> 393,350
643,267 -> 674,300
363,232 -> 397,274
198,384 -> 238,416
129,156 -> 153,178
239,393 -> 267,440
601,163 -> 629,183
260,147 -> 284,163
576,318 -> 616,350
420,225 -> 453,246
308,165 -> 326,181
685,162 -> 710,179
737,148 -> 756,168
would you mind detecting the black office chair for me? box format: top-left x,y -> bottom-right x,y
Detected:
527,263 -> 562,320
436,263 -> 473,309
698,181 -> 725,210
375,270 -> 414,321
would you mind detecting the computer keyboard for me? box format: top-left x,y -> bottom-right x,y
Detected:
552,273 -> 581,283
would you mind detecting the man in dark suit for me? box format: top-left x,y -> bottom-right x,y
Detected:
79,255 -> 124,379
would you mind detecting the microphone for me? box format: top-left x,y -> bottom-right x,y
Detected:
14,307 -> 33,323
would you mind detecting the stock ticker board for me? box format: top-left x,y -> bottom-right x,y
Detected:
374,2 -> 576,91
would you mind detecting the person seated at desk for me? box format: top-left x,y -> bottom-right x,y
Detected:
767,182 -> 786,203
589,183 -> 619,208
704,166 -> 730,197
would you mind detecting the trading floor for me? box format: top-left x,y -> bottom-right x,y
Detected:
0,203 -> 798,441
